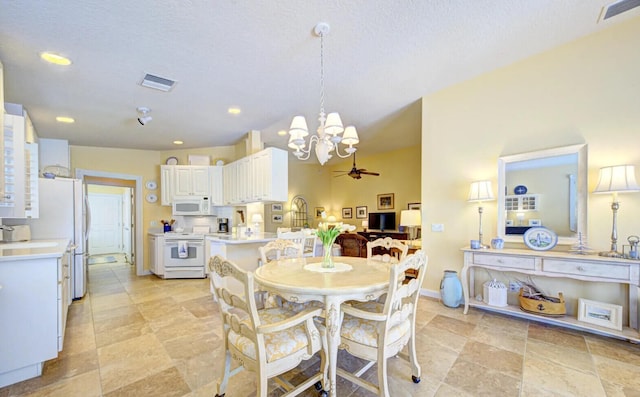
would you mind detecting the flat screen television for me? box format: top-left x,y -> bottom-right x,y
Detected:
368,212 -> 396,232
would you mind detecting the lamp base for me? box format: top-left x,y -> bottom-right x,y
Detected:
598,250 -> 624,258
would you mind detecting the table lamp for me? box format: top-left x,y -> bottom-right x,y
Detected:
593,165 -> 640,257
361,220 -> 368,232
400,209 -> 421,246
468,180 -> 495,248
251,213 -> 264,234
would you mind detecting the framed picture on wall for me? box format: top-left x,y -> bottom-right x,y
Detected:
342,207 -> 352,219
271,203 -> 283,212
272,214 -> 283,223
408,202 -> 421,210
356,206 -> 368,219
377,193 -> 394,210
315,207 -> 325,218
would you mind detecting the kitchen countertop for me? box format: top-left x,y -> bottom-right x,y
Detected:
206,232 -> 277,244
147,231 -> 278,244
0,239 -> 70,261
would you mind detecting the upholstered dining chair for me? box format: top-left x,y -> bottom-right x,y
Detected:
277,230 -> 318,257
258,239 -> 321,312
366,237 -> 409,263
208,255 -> 328,397
258,238 -> 303,265
336,250 -> 428,396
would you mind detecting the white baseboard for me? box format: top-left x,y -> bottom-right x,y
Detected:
420,288 -> 440,299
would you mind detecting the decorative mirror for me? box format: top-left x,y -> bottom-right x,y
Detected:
290,195 -> 309,229
497,144 -> 587,244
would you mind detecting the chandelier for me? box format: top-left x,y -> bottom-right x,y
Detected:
287,23 -> 359,165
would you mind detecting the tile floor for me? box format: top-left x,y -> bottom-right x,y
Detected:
1,255 -> 640,396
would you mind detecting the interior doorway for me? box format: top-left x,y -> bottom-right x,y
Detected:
87,186 -> 133,258
75,169 -> 145,276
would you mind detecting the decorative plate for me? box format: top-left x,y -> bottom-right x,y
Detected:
514,185 -> 528,195
145,193 -> 158,203
523,227 -> 557,251
165,156 -> 178,165
145,180 -> 157,190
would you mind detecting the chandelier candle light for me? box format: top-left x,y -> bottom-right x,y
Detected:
287,23 -> 359,165
593,165 -> 640,258
468,180 -> 496,249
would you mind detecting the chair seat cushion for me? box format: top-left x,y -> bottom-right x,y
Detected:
265,295 -> 324,313
228,307 -> 311,362
341,301 -> 410,347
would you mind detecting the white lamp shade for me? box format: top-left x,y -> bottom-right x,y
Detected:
324,112 -> 344,136
468,180 -> 495,202
289,116 -> 309,137
361,220 -> 369,228
400,209 -> 421,227
341,126 -> 359,146
594,165 -> 640,193
251,214 -> 263,223
327,215 -> 337,223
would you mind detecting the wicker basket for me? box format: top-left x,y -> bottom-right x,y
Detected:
519,289 -> 566,316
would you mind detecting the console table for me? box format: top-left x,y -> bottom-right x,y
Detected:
461,248 -> 640,342
358,231 -> 408,241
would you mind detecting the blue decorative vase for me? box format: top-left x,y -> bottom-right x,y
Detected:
440,270 -> 463,308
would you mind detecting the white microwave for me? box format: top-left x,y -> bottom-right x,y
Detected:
172,197 -> 211,216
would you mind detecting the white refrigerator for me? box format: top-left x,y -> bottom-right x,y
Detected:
8,178 -> 90,299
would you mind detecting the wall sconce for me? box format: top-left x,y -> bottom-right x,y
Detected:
468,180 -> 496,248
593,165 -> 640,257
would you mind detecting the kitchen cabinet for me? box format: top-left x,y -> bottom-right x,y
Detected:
461,248 -> 640,342
0,105 -> 39,219
209,165 -> 224,205
174,165 -> 209,197
160,165 -> 174,206
223,147 -> 288,205
148,234 -> 164,276
0,241 -> 71,387
160,165 -> 212,205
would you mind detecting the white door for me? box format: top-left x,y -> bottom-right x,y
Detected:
88,193 -> 122,255
122,188 -> 133,261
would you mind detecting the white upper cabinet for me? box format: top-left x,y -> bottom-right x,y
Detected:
160,165 -> 174,206
209,165 -> 224,206
223,147 -> 288,205
173,165 -> 209,197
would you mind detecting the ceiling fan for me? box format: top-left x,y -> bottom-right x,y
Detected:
333,153 -> 380,179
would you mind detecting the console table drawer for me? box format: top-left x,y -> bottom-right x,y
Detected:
543,259 -> 629,280
473,254 -> 535,270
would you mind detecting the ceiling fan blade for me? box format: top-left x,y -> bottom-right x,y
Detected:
333,173 -> 348,177
359,171 -> 380,176
332,170 -> 351,173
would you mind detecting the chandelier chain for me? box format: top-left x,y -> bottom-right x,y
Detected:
319,29 -> 325,121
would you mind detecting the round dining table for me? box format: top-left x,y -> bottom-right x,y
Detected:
254,256 -> 391,397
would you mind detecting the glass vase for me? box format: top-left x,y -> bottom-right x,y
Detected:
322,240 -> 336,268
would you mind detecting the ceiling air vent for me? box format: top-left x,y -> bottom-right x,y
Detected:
601,0 -> 640,20
140,73 -> 176,92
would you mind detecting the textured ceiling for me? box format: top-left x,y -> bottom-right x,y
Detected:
0,1 -> 637,161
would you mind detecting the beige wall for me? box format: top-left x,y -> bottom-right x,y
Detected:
263,146 -> 422,232
421,16 -> 640,313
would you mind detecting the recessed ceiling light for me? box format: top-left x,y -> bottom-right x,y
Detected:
228,107 -> 241,115
40,52 -> 72,66
277,129 -> 287,136
173,140 -> 184,145
55,116 -> 75,123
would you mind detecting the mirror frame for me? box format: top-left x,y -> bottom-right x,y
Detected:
497,144 -> 588,245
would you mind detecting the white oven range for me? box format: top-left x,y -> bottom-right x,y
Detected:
162,233 -> 205,279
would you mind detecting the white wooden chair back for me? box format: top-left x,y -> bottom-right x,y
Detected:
258,239 -> 303,265
366,237 -> 409,263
